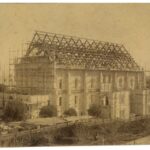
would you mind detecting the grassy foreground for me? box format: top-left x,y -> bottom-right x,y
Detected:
21,117 -> 150,146
53,118 -> 150,145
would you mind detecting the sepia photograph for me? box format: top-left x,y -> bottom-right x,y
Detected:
0,2 -> 150,147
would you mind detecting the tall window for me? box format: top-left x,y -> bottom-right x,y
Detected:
59,79 -> 62,89
48,100 -> 51,105
103,75 -> 111,83
91,95 -> 94,104
59,97 -> 62,106
149,106 -> 150,113
120,95 -> 124,104
75,78 -> 78,89
130,79 -> 134,89
105,76 -> 109,83
75,96 -> 77,105
120,110 -> 125,119
106,96 -> 109,105
108,75 -> 111,83
119,78 -> 123,88
103,76 -> 105,83
91,78 -> 94,88
103,96 -> 109,106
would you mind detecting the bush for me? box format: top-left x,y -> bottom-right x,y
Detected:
53,125 -> 78,145
29,134 -> 49,146
118,119 -> 150,134
3,100 -> 27,121
64,108 -> 77,116
39,105 -> 57,117
88,104 -> 101,118
22,133 -> 49,146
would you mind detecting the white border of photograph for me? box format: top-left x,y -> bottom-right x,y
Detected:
0,1 -> 150,150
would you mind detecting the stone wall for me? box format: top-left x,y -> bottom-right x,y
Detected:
53,68 -> 144,118
111,91 -> 130,120
130,89 -> 150,116
14,56 -> 146,119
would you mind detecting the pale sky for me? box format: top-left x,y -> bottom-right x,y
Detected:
0,3 -> 150,76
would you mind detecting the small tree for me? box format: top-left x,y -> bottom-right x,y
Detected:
39,105 -> 57,117
88,104 -> 101,118
3,100 -> 27,121
64,108 -> 77,116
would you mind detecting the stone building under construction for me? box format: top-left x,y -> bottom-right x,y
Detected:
13,31 -> 149,119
